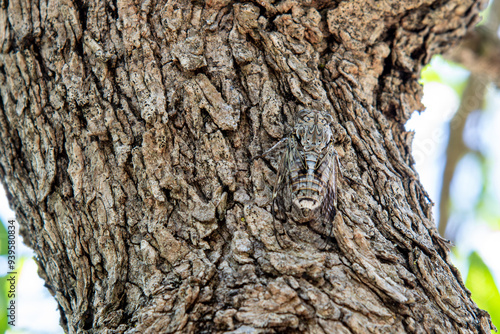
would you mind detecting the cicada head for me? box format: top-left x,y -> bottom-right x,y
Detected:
295,109 -> 333,153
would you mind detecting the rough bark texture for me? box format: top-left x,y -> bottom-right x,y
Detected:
0,0 -> 494,333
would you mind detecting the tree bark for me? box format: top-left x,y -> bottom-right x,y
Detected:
0,0 -> 494,333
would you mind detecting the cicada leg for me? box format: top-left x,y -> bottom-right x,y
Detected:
252,137 -> 289,160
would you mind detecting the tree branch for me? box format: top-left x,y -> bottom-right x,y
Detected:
446,28 -> 500,87
439,0 -> 500,237
438,74 -> 488,237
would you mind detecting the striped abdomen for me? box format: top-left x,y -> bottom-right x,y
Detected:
289,147 -> 334,223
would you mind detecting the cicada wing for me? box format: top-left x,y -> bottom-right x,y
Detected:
272,138 -> 297,221
271,137 -> 304,248
310,143 -> 338,238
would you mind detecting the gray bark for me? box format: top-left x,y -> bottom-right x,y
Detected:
0,0 -> 494,333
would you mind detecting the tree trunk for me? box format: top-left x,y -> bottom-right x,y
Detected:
0,0 -> 494,333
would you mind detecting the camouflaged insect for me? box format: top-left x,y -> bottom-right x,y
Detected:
269,109 -> 340,238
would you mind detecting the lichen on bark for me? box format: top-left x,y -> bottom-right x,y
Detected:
0,0 -> 494,333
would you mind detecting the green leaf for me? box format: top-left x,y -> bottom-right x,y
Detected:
419,55 -> 470,96
0,275 -> 9,334
419,63 -> 442,84
466,251 -> 500,329
0,220 -> 8,256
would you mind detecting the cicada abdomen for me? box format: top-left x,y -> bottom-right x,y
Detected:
272,109 -> 339,238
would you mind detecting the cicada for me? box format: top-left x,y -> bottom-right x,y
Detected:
264,109 -> 341,240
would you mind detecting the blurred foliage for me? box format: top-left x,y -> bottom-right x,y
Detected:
477,197 -> 500,230
419,63 -> 441,84
466,252 -> 500,329
475,154 -> 500,231
418,52 -> 500,330
0,276 -> 8,334
0,221 -> 7,256
420,56 -> 470,95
